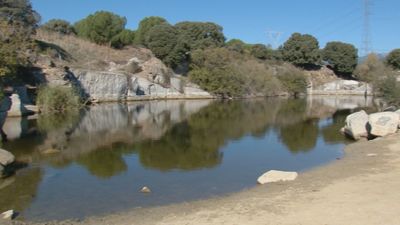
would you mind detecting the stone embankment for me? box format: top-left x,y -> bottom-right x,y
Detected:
342,108 -> 400,140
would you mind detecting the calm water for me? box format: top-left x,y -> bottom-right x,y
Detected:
0,96 -> 375,221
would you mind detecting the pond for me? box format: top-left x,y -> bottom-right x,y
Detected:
0,96 -> 375,222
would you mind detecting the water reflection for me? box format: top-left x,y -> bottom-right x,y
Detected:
0,96 -> 375,221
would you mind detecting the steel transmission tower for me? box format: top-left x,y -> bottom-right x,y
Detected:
362,0 -> 372,55
267,30 -> 283,49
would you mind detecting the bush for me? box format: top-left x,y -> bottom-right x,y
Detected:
110,29 -> 135,49
36,86 -> 81,113
41,19 -> 76,35
375,75 -> 400,105
281,33 -> 320,67
386,49 -> 400,70
189,48 -> 286,98
250,44 -> 273,60
276,66 -> 308,96
353,53 -> 387,83
322,41 -> 358,75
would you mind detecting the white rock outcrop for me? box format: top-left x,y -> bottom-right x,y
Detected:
311,80 -> 372,96
344,110 -> 369,140
368,112 -> 399,137
257,170 -> 298,184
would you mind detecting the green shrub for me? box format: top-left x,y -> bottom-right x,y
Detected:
386,49 -> 400,70
41,19 -> 76,35
110,29 -> 135,49
36,86 -> 81,113
189,48 -> 288,98
375,75 -> 400,105
277,66 -> 308,95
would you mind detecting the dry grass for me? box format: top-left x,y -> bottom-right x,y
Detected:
34,29 -> 152,70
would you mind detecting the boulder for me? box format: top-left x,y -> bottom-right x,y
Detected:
1,210 -> 16,220
344,110 -> 369,140
140,186 -> 151,193
257,170 -> 298,184
0,149 -> 15,166
368,112 -> 400,137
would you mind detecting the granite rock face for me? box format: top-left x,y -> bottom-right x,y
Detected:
310,80 -> 372,96
343,110 -> 369,140
368,112 -> 399,137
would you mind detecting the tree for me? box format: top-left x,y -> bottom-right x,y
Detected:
110,29 -> 135,49
0,0 -> 39,83
134,16 -> 167,46
225,39 -> 247,53
74,11 -> 126,46
250,44 -> 273,60
41,19 -> 75,35
0,0 -> 40,34
386,49 -> 400,69
322,41 -> 358,75
175,21 -> 225,51
281,33 -> 320,67
146,24 -> 189,68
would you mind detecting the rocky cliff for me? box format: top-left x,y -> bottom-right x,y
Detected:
38,56 -> 213,103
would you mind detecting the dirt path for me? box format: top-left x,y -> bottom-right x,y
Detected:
10,134 -> 400,225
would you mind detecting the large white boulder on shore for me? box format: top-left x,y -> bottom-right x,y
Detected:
368,112 -> 399,137
257,170 -> 298,184
0,149 -> 15,166
344,110 -> 369,140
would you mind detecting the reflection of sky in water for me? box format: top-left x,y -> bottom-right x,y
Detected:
0,97 -> 374,221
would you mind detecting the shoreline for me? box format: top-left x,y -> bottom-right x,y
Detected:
8,133 -> 400,225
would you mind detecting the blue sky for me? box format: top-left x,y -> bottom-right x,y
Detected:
31,0 -> 399,54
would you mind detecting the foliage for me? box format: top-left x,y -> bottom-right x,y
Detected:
386,49 -> 400,69
374,75 -> 400,105
175,21 -> 225,50
41,19 -> 75,35
322,41 -> 358,75
281,33 -> 320,67
0,0 -> 39,83
36,85 -> 81,113
134,16 -> 167,46
146,24 -> 188,68
250,44 -> 273,60
225,39 -> 248,53
353,53 -> 387,83
74,11 -> 126,46
110,29 -> 135,49
276,65 -> 308,95
189,48 -> 287,98
0,0 -> 40,33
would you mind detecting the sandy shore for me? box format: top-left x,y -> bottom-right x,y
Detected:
9,133 -> 400,225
